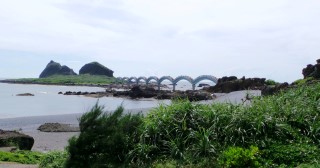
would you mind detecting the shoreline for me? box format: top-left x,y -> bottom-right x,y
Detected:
0,80 -> 116,88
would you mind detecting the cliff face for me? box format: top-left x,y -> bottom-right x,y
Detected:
79,62 -> 114,77
39,60 -> 77,78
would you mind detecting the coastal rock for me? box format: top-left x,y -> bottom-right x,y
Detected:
38,123 -> 80,132
16,93 -> 34,96
129,85 -> 157,98
302,59 -> 320,79
39,60 -> 77,78
79,62 -> 114,77
61,84 -> 214,101
261,82 -> 289,96
0,129 -> 34,150
198,83 -> 210,87
173,90 -> 214,101
205,76 -> 266,93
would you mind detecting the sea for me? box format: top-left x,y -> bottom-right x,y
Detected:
0,83 -> 171,119
0,81 -> 218,131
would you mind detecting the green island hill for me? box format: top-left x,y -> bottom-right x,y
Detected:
0,60 -> 116,86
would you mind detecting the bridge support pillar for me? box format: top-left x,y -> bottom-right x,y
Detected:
158,84 -> 160,91
173,84 -> 176,91
192,84 -> 195,90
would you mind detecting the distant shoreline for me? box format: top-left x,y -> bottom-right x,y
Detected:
0,74 -> 117,88
0,79 -> 111,88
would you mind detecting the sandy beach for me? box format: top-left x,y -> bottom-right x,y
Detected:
0,90 -> 261,152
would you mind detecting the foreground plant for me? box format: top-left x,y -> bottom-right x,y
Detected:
39,151 -> 67,168
62,83 -> 320,167
65,103 -> 143,167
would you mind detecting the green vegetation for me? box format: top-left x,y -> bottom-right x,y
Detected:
292,77 -> 315,85
5,74 -> 116,85
0,150 -> 43,164
0,150 -> 69,167
265,79 -> 278,85
39,151 -> 67,168
6,82 -> 320,167
65,104 -> 143,167
217,146 -> 261,168
62,82 -> 320,167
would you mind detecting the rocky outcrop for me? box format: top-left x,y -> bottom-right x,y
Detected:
79,62 -> 114,77
205,76 -> 266,93
39,60 -> 77,78
302,59 -> 320,79
0,129 -> 34,150
128,86 -> 157,98
172,90 -> 215,101
38,123 -> 80,132
261,82 -> 289,96
16,93 -> 34,96
61,85 -> 215,101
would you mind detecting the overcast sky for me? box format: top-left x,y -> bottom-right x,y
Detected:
0,0 -> 319,82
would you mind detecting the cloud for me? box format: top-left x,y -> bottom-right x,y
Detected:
0,0 -> 320,82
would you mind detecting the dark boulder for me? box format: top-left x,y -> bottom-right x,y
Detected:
173,90 -> 214,101
38,123 -> 80,132
302,59 -> 320,79
205,76 -> 266,93
39,60 -> 77,78
16,93 -> 34,96
0,129 -> 34,150
218,76 -> 238,83
79,62 -> 114,77
129,86 -> 157,98
261,82 -> 289,96
198,83 -> 210,87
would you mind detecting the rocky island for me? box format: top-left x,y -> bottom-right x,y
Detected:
39,60 -> 77,78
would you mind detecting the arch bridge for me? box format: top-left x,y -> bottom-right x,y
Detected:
116,75 -> 218,91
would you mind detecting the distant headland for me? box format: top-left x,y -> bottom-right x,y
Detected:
39,60 -> 114,78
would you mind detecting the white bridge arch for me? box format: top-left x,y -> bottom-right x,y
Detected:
117,75 -> 218,91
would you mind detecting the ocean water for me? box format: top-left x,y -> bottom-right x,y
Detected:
0,83 -> 170,119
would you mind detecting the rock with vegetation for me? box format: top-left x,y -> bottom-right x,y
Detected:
261,82 -> 289,96
39,60 -> 77,78
0,129 -> 34,150
79,62 -> 114,77
37,123 -> 80,132
302,59 -> 320,79
205,76 -> 266,93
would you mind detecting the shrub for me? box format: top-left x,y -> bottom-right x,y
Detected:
39,151 -> 67,168
134,100 -> 219,162
65,103 -> 143,167
217,146 -> 261,168
262,142 -> 320,167
265,79 -> 278,86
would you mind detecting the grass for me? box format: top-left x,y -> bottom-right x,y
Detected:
0,150 -> 67,167
130,82 -> 320,167
3,74 -> 116,85
0,150 -> 43,164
